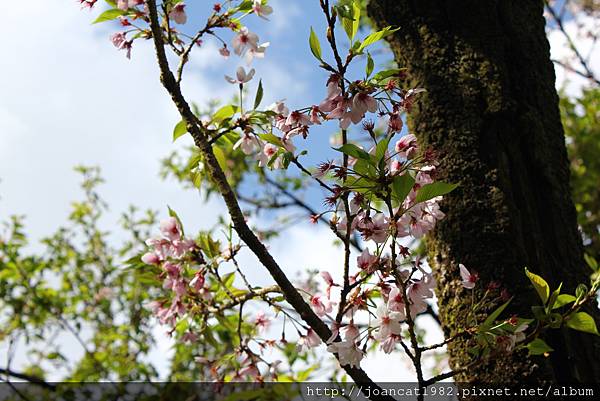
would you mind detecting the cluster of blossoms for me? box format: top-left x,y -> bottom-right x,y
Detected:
142,217 -> 204,325
84,0 -> 575,384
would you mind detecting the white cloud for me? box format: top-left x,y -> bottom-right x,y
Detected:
547,14 -> 600,97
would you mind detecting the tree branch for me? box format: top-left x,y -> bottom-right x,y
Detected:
0,368 -> 56,391
145,2 -> 394,397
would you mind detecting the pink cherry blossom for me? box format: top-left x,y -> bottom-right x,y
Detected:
327,340 -> 364,368
254,311 -> 271,333
189,271 -> 205,291
297,329 -> 322,351
169,2 -> 187,24
459,264 -> 478,289
352,92 -> 377,115
285,110 -> 312,127
268,100 -> 289,116
117,0 -> 144,10
225,66 -> 255,84
374,304 -> 402,339
357,248 -> 378,272
219,46 -> 230,58
309,106 -> 322,125
232,27 -> 259,56
257,143 -> 279,168
245,42 -> 269,64
395,134 -> 418,159
141,251 -> 161,265
386,287 -> 407,320
342,324 -> 360,342
310,294 -> 333,317
233,133 -> 260,155
160,217 -> 181,241
252,0 -> 273,20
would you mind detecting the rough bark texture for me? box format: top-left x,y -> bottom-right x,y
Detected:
368,0 -> 600,384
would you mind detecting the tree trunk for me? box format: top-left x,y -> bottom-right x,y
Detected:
368,0 -> 600,384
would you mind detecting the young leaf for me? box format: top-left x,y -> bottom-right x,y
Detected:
212,104 -> 238,122
373,68 -> 406,82
479,298 -> 512,332
342,1 -> 361,42
260,132 -> 283,146
172,119 -> 188,142
366,52 -> 375,78
552,294 -> 576,310
565,312 -> 599,336
414,182 -> 458,203
334,144 -> 371,161
357,26 -> 400,53
309,27 -> 322,61
546,282 -> 562,311
391,174 -> 415,202
93,9 -> 126,24
253,79 -> 264,109
526,338 -> 554,356
584,253 -> 598,271
524,267 -> 550,304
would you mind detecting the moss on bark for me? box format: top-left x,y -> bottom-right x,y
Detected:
368,0 -> 600,384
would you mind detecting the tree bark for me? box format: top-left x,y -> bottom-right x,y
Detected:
368,0 -> 600,384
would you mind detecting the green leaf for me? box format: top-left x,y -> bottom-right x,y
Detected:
172,119 -> 188,142
309,27 -> 322,61
576,283 -> 588,300
414,181 -> 458,203
334,144 -> 370,161
525,267 -> 550,304
366,52 -> 375,78
373,68 -> 406,82
259,132 -> 282,147
212,104 -> 238,122
253,79 -> 263,110
546,282 -> 562,311
357,26 -> 400,53
479,298 -> 512,332
342,1 -> 360,42
526,338 -> 554,356
584,253 -> 598,271
552,294 -> 576,309
565,312 -> 599,335
391,174 -> 415,202
93,9 -> 126,24
374,137 -> 390,165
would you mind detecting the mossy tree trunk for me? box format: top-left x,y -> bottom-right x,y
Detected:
368,0 -> 600,383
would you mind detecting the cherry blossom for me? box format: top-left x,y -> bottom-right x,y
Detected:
159,217 -> 181,241
219,46 -> 230,58
310,294 -> 333,317
342,323 -> 360,342
327,340 -> 364,368
244,42 -> 269,65
297,329 -> 321,351
373,304 -> 403,340
253,0 -> 273,20
357,248 -> 378,272
169,2 -> 187,25
459,264 -> 478,289
232,27 -> 259,56
233,133 -> 261,155
254,311 -> 271,333
225,66 -> 256,84
395,134 -> 418,159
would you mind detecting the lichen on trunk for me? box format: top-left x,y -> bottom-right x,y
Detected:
368,0 -> 600,383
